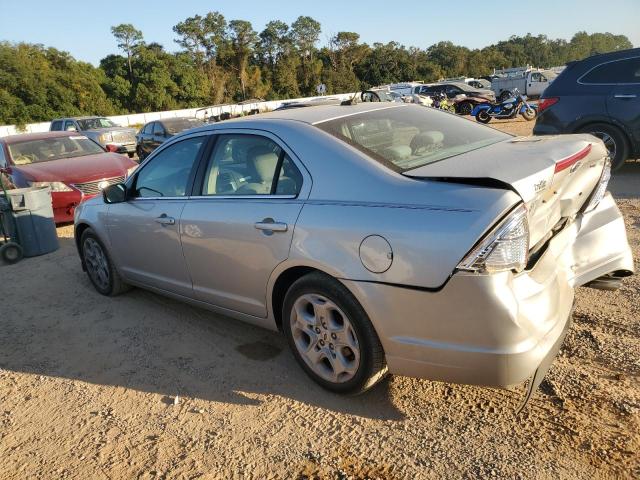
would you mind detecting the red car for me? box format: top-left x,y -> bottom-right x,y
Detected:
0,131 -> 137,223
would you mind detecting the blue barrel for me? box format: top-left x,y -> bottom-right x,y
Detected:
0,186 -> 59,257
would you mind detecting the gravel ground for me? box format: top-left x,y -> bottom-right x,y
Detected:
0,119 -> 638,479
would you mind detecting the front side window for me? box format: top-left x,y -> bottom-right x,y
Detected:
316,105 -> 510,172
142,123 -> 153,135
133,136 -> 204,198
64,121 -> 77,131
201,134 -> 301,196
581,57 -> 640,84
8,136 -> 105,164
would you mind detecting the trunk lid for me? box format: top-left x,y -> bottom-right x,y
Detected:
404,134 -> 607,246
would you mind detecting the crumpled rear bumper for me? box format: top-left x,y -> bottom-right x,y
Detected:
341,193 -> 633,387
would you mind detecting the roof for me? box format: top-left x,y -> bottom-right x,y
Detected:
1,131 -> 83,145
222,102 -> 407,126
51,116 -> 106,121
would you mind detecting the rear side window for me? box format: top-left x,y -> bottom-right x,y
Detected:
50,120 -> 63,131
142,123 -> 153,135
581,57 -> 640,84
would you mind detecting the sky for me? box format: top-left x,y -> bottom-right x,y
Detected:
1,0 -> 638,65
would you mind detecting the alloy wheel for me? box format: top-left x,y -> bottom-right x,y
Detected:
84,238 -> 110,291
590,131 -> 617,160
290,293 -> 360,383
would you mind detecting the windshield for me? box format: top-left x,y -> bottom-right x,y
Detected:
76,118 -> 118,130
8,136 -> 105,165
163,118 -> 205,135
315,105 -> 510,172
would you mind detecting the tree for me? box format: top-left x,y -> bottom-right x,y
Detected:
110,24 -> 143,82
290,16 -> 322,94
227,20 -> 258,100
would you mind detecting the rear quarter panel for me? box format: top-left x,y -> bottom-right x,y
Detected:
288,186 -> 520,289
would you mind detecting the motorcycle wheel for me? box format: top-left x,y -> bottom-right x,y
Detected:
456,102 -> 473,116
521,108 -> 537,121
475,111 -> 492,124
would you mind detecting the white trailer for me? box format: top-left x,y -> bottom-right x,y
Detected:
490,67 -> 557,100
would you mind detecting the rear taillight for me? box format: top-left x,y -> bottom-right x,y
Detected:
105,144 -> 119,152
457,204 -> 529,274
584,159 -> 611,213
537,97 -> 559,114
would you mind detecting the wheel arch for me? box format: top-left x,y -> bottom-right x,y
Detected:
269,262 -> 353,332
74,222 -> 92,267
571,119 -> 632,154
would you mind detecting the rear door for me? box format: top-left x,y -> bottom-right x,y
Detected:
603,57 -> 640,149
180,131 -> 309,317
106,134 -> 206,295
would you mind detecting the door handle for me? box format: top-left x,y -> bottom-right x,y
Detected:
155,215 -> 175,226
255,218 -> 288,233
614,94 -> 637,99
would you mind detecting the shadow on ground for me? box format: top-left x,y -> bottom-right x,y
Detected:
0,237 -> 404,421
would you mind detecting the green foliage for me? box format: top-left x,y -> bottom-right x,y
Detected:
0,18 -> 634,126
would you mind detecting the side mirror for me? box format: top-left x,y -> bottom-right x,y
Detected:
103,183 -> 127,204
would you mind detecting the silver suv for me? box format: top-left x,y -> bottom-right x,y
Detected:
50,117 -> 137,158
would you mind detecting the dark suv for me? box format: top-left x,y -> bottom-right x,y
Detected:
534,48 -> 640,170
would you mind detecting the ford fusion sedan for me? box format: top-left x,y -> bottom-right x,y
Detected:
136,117 -> 205,160
74,103 -> 633,396
1,132 -> 137,223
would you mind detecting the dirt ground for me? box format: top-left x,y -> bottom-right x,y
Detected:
1,119 -> 639,479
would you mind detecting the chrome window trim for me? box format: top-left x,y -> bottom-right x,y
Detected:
188,194 -> 298,201
577,55 -> 640,86
196,127 -> 312,201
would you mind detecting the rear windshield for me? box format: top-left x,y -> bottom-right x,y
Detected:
163,118 -> 205,135
8,136 -> 105,164
76,118 -> 118,130
315,105 -> 510,172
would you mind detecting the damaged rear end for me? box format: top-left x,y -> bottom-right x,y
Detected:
404,134 -> 634,289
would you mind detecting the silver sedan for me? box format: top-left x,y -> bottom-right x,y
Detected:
74,103 -> 634,396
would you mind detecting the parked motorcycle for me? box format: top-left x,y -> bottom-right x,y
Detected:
471,88 -> 537,123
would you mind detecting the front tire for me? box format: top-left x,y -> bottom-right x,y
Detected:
521,108 -> 536,121
282,272 -> 387,395
81,229 -> 130,296
578,123 -> 629,171
476,110 -> 492,124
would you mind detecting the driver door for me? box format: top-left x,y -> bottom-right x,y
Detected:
106,135 -> 206,296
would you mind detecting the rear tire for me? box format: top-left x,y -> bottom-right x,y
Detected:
0,242 -> 23,264
81,229 -> 131,296
577,123 -> 629,171
456,101 -> 473,116
282,272 -> 387,395
476,110 -> 492,124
